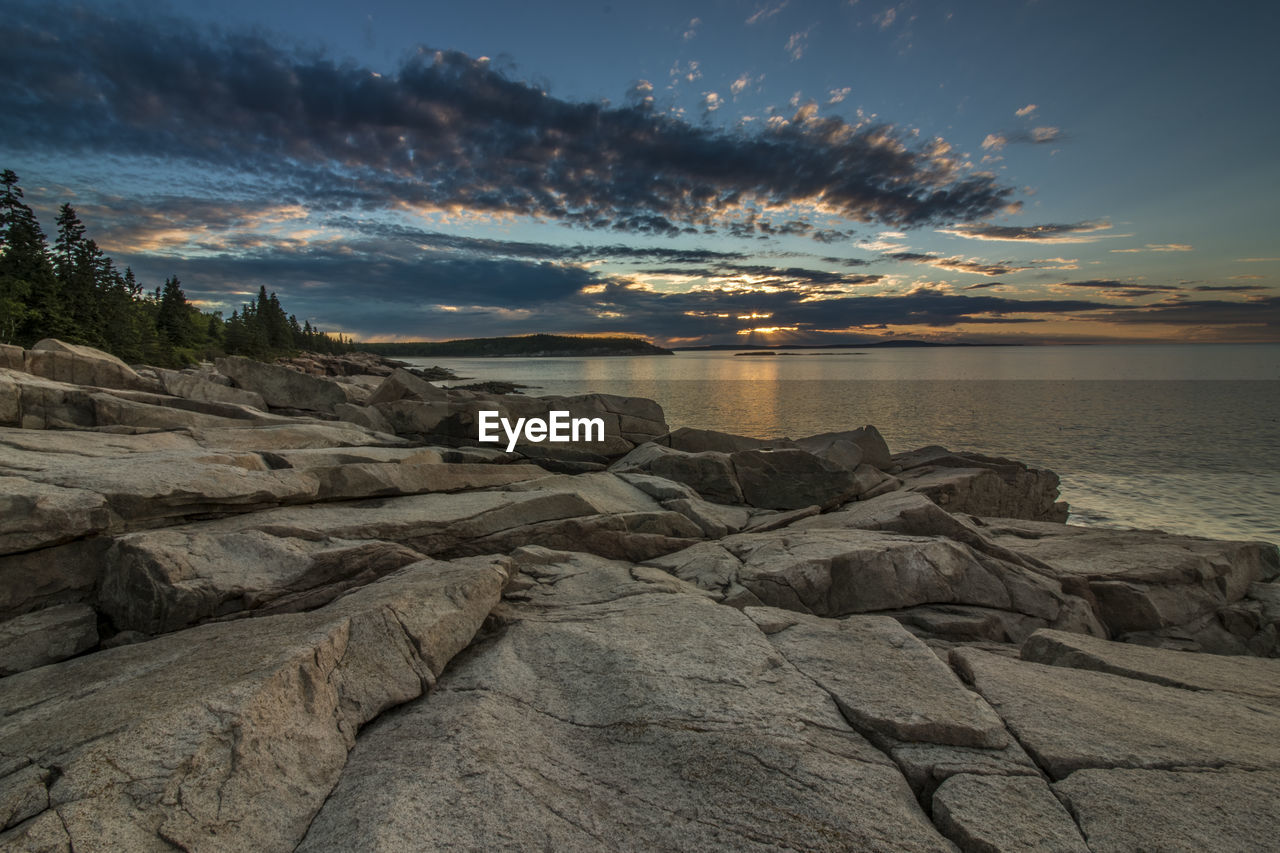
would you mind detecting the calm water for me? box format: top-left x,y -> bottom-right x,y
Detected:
405,345 -> 1280,545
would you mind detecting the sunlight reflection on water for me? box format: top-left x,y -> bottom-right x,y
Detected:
406,345 -> 1280,544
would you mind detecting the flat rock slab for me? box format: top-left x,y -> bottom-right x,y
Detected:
0,556 -> 509,851
1054,768 -> 1280,853
99,477 -> 702,635
1022,628 -> 1280,705
952,648 -> 1280,779
299,552 -> 952,852
932,773 -> 1088,853
744,607 -> 1009,748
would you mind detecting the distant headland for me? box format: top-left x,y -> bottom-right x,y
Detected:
360,334 -> 673,358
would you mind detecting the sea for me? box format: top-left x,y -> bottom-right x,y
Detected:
403,344 -> 1280,546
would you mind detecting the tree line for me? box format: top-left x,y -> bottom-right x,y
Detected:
0,170 -> 353,367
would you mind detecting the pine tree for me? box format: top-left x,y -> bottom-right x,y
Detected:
156,276 -> 193,348
0,171 -> 60,345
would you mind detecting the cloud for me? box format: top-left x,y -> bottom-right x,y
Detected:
1192,284 -> 1269,293
1090,296 -> 1280,328
2,3 -> 1016,233
683,17 -> 701,40
785,29 -> 811,60
746,2 -> 789,25
874,7 -> 898,29
1048,279 -> 1183,299
885,251 -> 1031,276
1110,243 -> 1193,253
1015,104 -> 1037,117
940,221 -> 1114,243
827,87 -> 852,104
1051,279 -> 1178,290
702,92 -> 723,114
730,74 -> 754,96
981,126 -> 1063,150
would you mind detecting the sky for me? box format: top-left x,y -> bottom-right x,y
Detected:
2,0 -> 1278,346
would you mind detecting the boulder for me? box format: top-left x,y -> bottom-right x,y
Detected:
657,426 -> 783,454
794,425 -> 892,471
155,367 -> 267,410
729,447 -> 859,510
895,446 -> 1068,522
26,339 -> 157,392
0,556 -> 509,851
365,368 -> 448,405
332,402 -> 395,434
647,528 -> 1088,637
611,443 -> 861,510
216,356 -> 351,413
610,442 -> 745,504
1,368 -> 96,429
981,519 -> 1279,651
0,343 -> 21,372
0,604 -> 99,676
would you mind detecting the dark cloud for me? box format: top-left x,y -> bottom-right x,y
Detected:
1091,297 -> 1280,327
941,221 -> 1112,243
1053,280 -> 1181,292
885,251 -> 1026,276
2,2 -> 1015,234
1192,284 -> 1270,293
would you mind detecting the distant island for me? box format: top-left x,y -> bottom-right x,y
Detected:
360,334 -> 673,358
677,340 -> 988,351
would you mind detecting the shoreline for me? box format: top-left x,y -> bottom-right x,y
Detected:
1,338 -> 1278,850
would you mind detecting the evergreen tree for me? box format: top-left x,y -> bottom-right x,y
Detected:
0,170 -> 60,345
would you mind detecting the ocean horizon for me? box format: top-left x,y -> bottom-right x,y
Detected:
408,343 -> 1280,545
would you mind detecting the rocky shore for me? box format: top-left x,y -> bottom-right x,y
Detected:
1,339 -> 1277,851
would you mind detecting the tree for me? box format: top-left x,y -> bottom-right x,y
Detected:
0,171 -> 58,344
156,276 -> 193,348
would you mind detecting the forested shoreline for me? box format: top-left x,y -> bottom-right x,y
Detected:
0,170 -> 352,368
